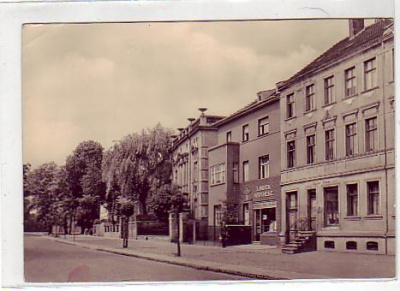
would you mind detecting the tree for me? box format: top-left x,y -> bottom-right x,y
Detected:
102,124 -> 173,218
65,140 -> 106,233
24,162 -> 70,233
221,198 -> 240,224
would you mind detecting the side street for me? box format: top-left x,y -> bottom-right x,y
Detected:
25,233 -> 395,280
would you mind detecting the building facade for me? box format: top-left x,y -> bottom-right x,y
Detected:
170,112 -> 225,222
278,19 -> 395,254
208,90 -> 281,244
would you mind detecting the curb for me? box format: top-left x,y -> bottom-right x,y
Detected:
50,237 -> 287,280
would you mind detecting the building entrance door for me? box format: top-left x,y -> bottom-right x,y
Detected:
286,192 -> 298,242
308,189 -> 317,231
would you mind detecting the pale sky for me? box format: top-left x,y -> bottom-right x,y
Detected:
22,19 -> 372,168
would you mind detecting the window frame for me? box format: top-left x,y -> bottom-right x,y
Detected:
367,181 -> 380,215
365,117 -> 378,152
210,163 -> 226,185
325,129 -> 335,161
324,75 -> 335,105
364,57 -> 377,91
258,155 -> 270,179
242,124 -> 249,142
287,140 -> 296,168
346,183 -> 358,217
258,116 -> 270,136
306,134 -> 316,164
344,66 -> 357,97
345,123 -> 357,157
286,93 -> 295,119
226,131 -> 232,143
233,162 -> 239,184
305,84 -> 315,112
243,161 -> 249,182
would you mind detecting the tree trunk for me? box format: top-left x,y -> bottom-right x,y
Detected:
176,212 -> 181,256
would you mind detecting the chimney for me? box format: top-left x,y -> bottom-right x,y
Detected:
349,19 -> 365,38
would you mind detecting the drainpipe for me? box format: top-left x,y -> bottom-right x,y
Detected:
381,41 -> 390,255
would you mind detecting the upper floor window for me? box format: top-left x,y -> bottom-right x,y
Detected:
210,163 -> 226,185
243,161 -> 249,182
242,124 -> 249,142
364,57 -> 377,90
367,181 -> 380,215
365,117 -> 377,152
306,135 -> 315,164
226,131 -> 232,143
287,140 -> 295,168
345,123 -> 357,156
345,67 -> 357,97
286,94 -> 295,118
324,76 -> 335,105
305,84 -> 315,112
325,129 -> 335,161
259,155 -> 270,179
258,117 -> 269,136
233,162 -> 239,184
193,161 -> 198,181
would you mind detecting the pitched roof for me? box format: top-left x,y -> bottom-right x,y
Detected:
278,19 -> 394,90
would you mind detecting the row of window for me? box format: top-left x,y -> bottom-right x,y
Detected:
210,155 -> 270,185
226,116 -> 270,143
287,116 -> 378,168
286,57 -> 380,119
287,181 -> 381,228
325,240 -> 379,251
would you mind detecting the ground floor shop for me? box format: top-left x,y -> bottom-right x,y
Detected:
280,168 -> 395,255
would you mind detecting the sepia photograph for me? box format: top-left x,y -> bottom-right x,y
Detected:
20,17 -> 396,283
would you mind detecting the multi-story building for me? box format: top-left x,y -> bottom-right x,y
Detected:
208,89 -> 281,244
170,111 -> 225,222
278,19 -> 395,254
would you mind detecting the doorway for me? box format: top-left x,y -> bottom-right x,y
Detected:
308,189 -> 317,231
286,191 -> 298,242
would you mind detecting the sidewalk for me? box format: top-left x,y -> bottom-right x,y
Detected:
41,234 -> 396,280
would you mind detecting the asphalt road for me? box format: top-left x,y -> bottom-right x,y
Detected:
24,235 -> 247,283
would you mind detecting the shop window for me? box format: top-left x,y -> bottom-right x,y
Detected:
366,241 -> 379,251
346,241 -> 357,250
324,241 -> 335,249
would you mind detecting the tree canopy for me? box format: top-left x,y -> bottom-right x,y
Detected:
102,124 -> 173,218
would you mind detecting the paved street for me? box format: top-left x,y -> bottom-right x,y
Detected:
24,235 -> 247,283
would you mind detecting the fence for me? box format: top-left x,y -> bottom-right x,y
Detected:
137,220 -> 169,236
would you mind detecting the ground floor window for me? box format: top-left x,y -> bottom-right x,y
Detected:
214,205 -> 222,226
253,207 -> 276,241
324,187 -> 339,226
